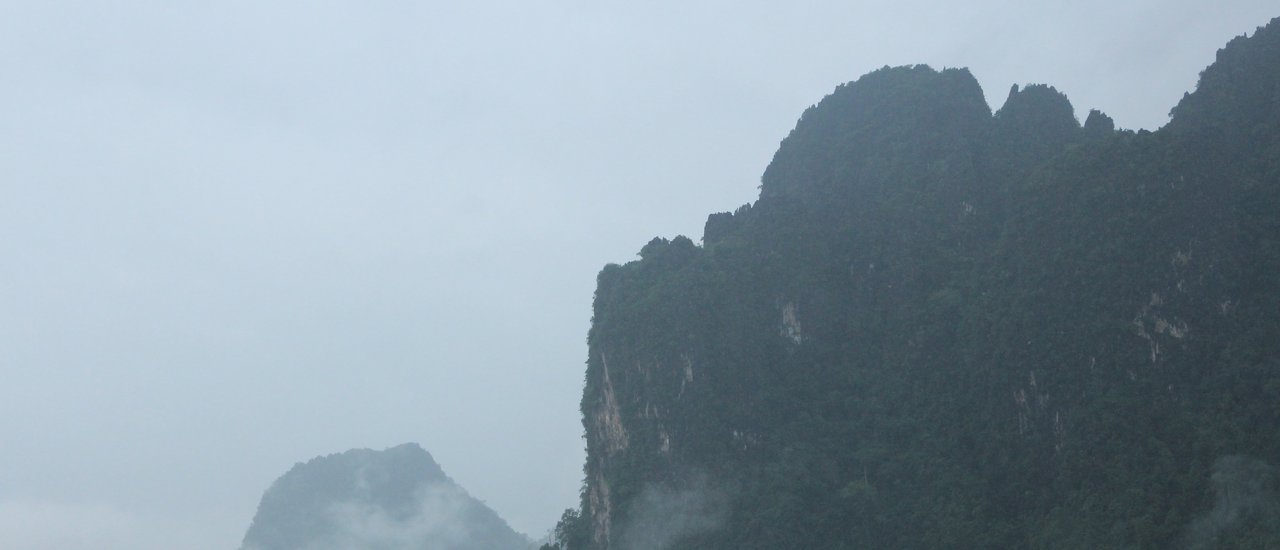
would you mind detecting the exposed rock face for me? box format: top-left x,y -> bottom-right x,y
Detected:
240,443 -> 529,550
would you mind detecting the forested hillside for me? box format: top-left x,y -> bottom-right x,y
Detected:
550,16 -> 1280,550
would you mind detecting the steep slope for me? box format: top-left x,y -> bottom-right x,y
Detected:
560,16 -> 1280,550
241,443 -> 530,550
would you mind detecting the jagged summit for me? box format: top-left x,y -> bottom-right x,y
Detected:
1169,16 -> 1280,134
1083,109 -> 1116,135
241,443 -> 530,550
995,83 -> 1076,127
994,83 -> 1080,157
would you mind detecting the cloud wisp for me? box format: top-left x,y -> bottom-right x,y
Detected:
615,474 -> 730,550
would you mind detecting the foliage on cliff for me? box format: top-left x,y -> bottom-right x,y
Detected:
556,16 -> 1280,550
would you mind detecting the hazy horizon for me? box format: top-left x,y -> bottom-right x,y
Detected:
2,2 -> 1276,548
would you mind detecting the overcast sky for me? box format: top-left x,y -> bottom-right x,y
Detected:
1,2 -> 1275,548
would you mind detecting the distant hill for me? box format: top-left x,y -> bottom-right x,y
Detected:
241,443 -> 530,550
548,16 -> 1280,550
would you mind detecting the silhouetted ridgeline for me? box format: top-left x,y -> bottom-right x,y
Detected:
548,16 -> 1280,550
241,443 -> 531,550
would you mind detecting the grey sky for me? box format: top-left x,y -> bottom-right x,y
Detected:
1,2 -> 1275,548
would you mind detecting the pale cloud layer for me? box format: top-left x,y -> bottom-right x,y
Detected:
0,498 -> 232,550
1,2 -> 1275,548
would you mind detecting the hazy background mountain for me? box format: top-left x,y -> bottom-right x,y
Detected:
241,443 -> 530,550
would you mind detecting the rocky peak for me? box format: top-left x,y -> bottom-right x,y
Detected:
759,64 -> 991,203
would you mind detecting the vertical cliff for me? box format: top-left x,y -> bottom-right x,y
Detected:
566,16 -> 1280,550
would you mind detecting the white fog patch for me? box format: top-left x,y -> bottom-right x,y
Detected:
1185,455 -> 1280,549
615,474 -> 729,550
303,482 -> 472,550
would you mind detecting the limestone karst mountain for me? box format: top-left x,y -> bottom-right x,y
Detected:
548,16 -> 1280,550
